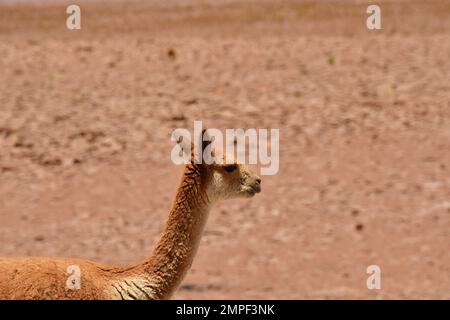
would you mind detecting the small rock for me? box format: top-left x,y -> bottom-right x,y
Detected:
167,48 -> 176,59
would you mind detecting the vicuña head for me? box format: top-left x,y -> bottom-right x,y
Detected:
175,128 -> 261,203
0,128 -> 261,300
205,160 -> 262,201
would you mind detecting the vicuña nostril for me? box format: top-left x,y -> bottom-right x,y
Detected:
256,178 -> 261,184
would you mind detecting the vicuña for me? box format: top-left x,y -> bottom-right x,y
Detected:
0,130 -> 261,299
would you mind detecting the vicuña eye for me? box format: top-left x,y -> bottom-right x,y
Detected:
225,164 -> 236,173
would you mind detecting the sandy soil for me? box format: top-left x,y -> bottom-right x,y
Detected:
0,0 -> 449,299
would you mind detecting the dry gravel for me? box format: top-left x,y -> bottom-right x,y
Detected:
0,0 -> 449,299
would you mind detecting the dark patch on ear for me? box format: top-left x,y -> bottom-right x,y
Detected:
201,129 -> 213,153
201,129 -> 217,165
189,128 -> 215,165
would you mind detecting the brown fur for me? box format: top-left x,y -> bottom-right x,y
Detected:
0,138 -> 261,300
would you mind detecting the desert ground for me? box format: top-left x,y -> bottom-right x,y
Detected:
0,0 -> 449,299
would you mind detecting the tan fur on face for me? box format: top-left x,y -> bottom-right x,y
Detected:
206,163 -> 261,202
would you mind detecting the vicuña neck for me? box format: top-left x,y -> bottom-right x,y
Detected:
141,164 -> 211,299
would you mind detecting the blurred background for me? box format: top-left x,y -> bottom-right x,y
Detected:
0,0 -> 449,299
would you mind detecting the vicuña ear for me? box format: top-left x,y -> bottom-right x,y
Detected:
185,129 -> 210,165
171,128 -> 194,164
201,129 -> 212,152
199,128 -> 216,165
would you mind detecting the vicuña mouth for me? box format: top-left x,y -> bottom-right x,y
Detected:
245,185 -> 261,196
252,185 -> 261,193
